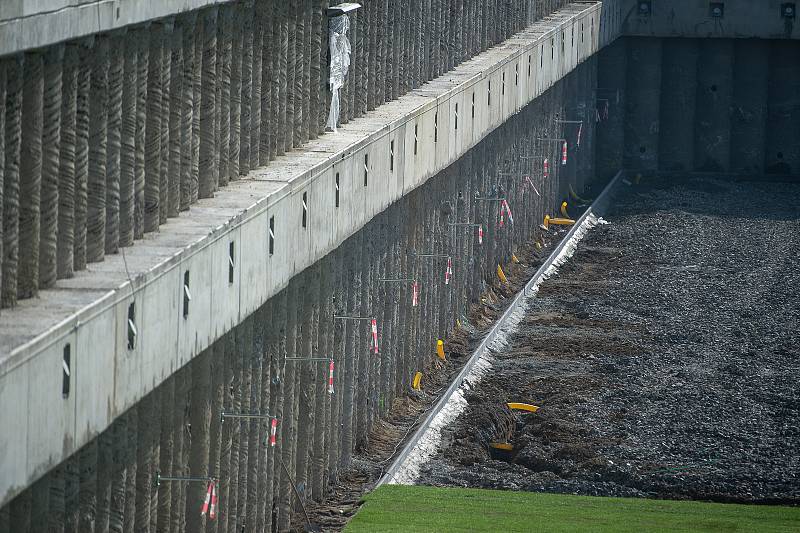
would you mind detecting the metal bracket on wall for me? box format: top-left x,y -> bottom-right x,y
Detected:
154,471 -> 217,487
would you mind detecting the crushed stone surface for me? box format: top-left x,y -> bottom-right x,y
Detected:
415,177 -> 800,504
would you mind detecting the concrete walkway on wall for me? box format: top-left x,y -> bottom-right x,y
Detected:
0,1 -> 618,509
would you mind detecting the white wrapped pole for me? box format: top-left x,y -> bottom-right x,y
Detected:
326,15 -> 351,132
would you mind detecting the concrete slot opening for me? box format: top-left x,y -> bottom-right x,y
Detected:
515,64 -> 519,86
269,216 -> 275,255
390,141 -> 394,171
472,92 -> 475,118
62,344 -> 71,399
455,103 -> 459,131
434,112 -> 438,143
183,270 -> 191,319
228,241 -> 236,283
502,72 -> 505,95
302,192 -> 308,229
363,154 -> 369,186
127,302 -> 137,350
528,55 -> 532,77
335,173 -> 341,206
488,80 -> 492,106
414,124 -> 418,155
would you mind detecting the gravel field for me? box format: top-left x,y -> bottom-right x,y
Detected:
416,176 -> 800,504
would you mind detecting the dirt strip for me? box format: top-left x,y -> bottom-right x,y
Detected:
415,176 -> 800,505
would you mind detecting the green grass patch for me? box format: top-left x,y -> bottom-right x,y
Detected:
345,485 -> 799,532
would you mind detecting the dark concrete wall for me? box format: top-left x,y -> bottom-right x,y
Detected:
596,37 -> 800,180
0,58 -> 598,533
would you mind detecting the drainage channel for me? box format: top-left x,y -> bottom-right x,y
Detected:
377,170 -> 627,487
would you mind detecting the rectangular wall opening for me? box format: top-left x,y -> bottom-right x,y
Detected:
62,344 -> 71,399
183,270 -> 191,318
228,241 -> 235,283
127,302 -> 137,350
301,192 -> 308,229
269,216 -> 275,255
335,172 -> 340,207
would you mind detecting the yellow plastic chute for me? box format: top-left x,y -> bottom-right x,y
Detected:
497,264 -> 509,284
436,340 -> 446,360
560,201 -> 570,218
507,402 -> 540,413
412,372 -> 423,391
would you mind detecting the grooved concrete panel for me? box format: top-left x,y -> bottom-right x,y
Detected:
0,2 -> 613,507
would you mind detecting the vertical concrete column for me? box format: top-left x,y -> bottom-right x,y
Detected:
38,46 -> 62,288
267,0 -> 281,157
30,477 -> 51,533
144,26 -> 163,233
217,331 -> 237,533
104,35 -> 122,255
75,41 -> 97,271
96,430 -> 114,533
147,393 -> 162,533
765,40 -> 800,175
257,1 -> 272,161
694,39 -> 734,172
253,305 -> 270,531
199,8 -> 218,199
396,200 -> 412,395
296,265 -> 319,505
167,25 -> 183,215
244,319 -> 261,532
56,46 -> 78,278
338,236 -> 357,470
375,0 -> 387,106
312,255 -> 332,499
155,378 -> 175,532
730,40 -> 769,175
185,347 -> 211,533
158,23 -> 172,225
301,0 -> 313,144
217,8 -> 232,189
624,37 -> 661,172
122,409 -> 138,533
250,2 -> 263,169
133,31 -> 148,237
228,8 -> 242,179
234,317 -> 253,532
108,417 -> 127,533
17,52 -> 43,300
293,0 -> 307,146
179,17 -> 196,210
365,0 -> 376,110
657,39 -> 698,172
191,19 -> 203,199
262,295 -> 282,533
376,210 -> 393,417
118,33 -> 138,248
346,8 -> 358,121
79,441 -> 100,530
277,1 -> 290,151
284,2 -> 297,150
327,248 -> 344,485
277,278 -> 299,532
385,0 -> 396,101
86,38 -> 109,262
354,230 -> 370,448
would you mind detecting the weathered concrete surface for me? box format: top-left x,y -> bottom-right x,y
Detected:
0,2 -> 614,511
596,36 -> 800,180
1,54 -> 599,530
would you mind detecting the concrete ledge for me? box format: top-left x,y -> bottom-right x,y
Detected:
0,2 -> 619,507
0,0 -> 234,57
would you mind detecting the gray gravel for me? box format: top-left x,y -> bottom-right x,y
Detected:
416,176 -> 800,504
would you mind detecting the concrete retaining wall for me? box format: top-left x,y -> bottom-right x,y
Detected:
0,57 -> 599,531
0,1 -> 617,511
595,36 -> 800,180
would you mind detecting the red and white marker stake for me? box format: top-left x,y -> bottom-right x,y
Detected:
445,257 -> 453,285
499,202 -> 505,228
269,418 -> 278,447
201,481 -> 214,519
371,319 -> 379,354
543,158 -> 549,178
209,482 -> 217,520
412,281 -> 420,307
328,360 -> 335,394
477,225 -> 483,245
577,123 -> 582,148
561,141 -> 568,165
501,199 -> 514,225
